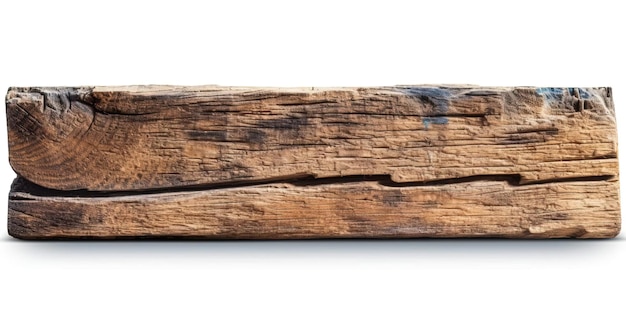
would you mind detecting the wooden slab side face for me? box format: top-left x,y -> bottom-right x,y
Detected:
5,85 -> 620,239
8,177 -> 619,239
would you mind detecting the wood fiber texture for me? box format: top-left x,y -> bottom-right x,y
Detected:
6,85 -> 620,239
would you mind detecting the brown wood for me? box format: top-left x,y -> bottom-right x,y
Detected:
6,85 -> 620,239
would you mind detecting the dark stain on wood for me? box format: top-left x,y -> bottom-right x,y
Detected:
381,190 -> 406,207
245,129 -> 267,144
186,130 -> 228,142
255,116 -> 310,131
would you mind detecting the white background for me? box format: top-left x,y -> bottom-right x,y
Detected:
0,0 -> 624,312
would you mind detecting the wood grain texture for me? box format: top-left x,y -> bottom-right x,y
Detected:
8,176 -> 619,239
5,85 -> 620,239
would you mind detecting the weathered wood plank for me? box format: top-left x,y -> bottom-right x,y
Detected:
8,176 -> 620,239
5,85 -> 620,239
6,86 -> 617,191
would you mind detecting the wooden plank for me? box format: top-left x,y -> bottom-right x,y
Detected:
8,176 -> 620,239
6,86 -> 617,191
5,85 -> 620,239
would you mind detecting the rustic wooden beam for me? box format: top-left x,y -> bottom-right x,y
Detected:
6,85 -> 620,239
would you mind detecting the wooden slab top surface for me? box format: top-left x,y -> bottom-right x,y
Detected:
6,85 -> 617,191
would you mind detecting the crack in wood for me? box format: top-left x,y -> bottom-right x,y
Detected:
9,173 -> 616,200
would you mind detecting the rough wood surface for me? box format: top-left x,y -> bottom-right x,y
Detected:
9,176 -> 619,239
6,85 -> 620,239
